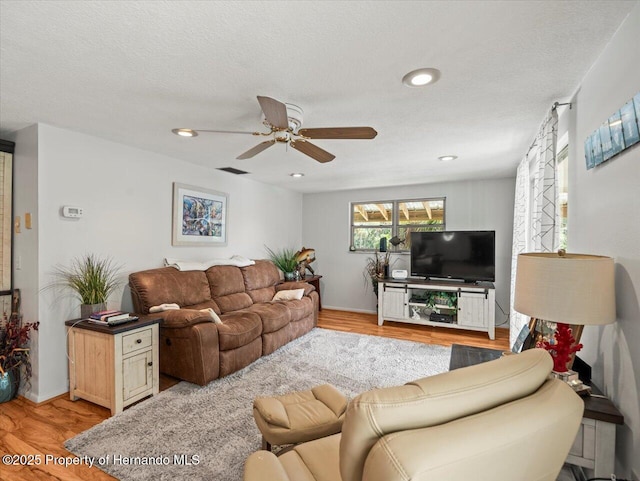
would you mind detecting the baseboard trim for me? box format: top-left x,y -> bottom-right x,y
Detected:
322,306 -> 378,315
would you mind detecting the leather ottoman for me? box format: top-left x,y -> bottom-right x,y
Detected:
253,384 -> 347,451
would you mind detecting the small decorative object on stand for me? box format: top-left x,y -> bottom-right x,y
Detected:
543,322 -> 583,373
389,236 -> 405,248
294,247 -> 316,278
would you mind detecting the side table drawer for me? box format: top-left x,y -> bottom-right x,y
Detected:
122,327 -> 152,355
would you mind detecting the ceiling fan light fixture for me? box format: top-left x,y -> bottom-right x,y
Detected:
290,173 -> 305,178
172,128 -> 198,137
285,103 -> 304,133
438,155 -> 457,161
274,131 -> 290,142
402,68 -> 441,87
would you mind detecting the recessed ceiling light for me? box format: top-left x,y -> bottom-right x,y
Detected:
438,155 -> 457,162
290,173 -> 304,178
172,128 -> 198,137
402,68 -> 441,87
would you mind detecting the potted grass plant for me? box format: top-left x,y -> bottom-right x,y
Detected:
51,254 -> 123,318
265,246 -> 299,281
363,251 -> 390,296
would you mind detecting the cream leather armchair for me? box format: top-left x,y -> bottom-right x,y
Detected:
244,349 -> 583,481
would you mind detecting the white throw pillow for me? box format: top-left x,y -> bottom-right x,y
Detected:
272,289 -> 305,301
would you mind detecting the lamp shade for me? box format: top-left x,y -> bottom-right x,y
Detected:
514,253 -> 615,325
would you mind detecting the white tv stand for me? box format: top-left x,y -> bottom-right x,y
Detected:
377,278 -> 495,340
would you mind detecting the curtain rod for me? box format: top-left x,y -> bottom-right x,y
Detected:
524,101 -> 572,158
552,101 -> 572,111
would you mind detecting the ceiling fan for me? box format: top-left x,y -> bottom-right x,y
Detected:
172,96 -> 377,163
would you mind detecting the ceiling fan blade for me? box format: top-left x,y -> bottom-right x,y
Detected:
257,96 -> 289,129
298,127 -> 378,140
236,140 -> 276,159
194,129 -> 259,135
290,140 -> 336,163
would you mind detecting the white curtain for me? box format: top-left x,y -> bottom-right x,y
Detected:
509,109 -> 560,346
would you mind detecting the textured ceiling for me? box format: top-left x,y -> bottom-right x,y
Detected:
0,1 -> 635,193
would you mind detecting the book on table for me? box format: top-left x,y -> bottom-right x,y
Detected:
89,310 -> 130,322
87,314 -> 138,326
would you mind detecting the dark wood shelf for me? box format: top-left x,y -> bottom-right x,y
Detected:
65,316 -> 162,335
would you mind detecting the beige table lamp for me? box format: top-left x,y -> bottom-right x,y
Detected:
514,251 -> 616,373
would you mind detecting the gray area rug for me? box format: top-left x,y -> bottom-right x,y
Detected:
65,328 -> 451,481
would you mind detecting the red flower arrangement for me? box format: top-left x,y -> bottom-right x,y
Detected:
0,313 -> 39,381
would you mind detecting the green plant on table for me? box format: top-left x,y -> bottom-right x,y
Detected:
265,246 -> 299,275
425,290 -> 458,309
50,254 -> 123,305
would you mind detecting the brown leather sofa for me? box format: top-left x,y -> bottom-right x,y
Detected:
129,260 -> 319,385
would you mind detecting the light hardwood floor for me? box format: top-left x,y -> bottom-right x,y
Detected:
0,309 -> 509,481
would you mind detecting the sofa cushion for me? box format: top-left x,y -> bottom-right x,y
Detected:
280,297 -> 314,322
206,265 -> 253,313
242,259 -> 281,289
215,293 -> 254,313
217,312 -> 262,350
245,302 -> 292,333
129,268 -> 212,313
242,260 -> 281,303
206,265 -> 246,296
247,286 -> 277,304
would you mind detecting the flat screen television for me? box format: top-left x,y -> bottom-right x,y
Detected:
410,230 -> 495,282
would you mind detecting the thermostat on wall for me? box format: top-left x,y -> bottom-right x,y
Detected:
62,205 -> 83,218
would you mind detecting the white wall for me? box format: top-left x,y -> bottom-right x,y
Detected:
302,177 -> 515,328
14,123 -> 303,402
568,4 -> 640,478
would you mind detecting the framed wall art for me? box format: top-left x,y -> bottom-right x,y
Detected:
172,183 -> 227,246
620,99 -> 639,147
585,91 -> 640,170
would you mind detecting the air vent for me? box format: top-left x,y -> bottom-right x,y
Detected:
217,167 -> 249,175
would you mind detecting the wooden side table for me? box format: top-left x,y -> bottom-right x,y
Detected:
303,275 -> 323,310
567,386 -> 624,478
65,317 -> 161,415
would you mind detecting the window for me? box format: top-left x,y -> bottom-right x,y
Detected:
350,198 -> 445,252
557,145 -> 568,250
